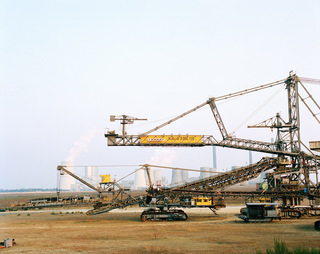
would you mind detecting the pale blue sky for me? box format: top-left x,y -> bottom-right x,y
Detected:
1,1 -> 320,189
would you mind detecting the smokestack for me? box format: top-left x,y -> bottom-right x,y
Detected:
212,146 -> 217,169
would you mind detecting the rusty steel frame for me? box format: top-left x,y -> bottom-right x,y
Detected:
83,74 -> 320,216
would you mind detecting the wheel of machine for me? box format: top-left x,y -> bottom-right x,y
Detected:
281,209 -> 301,219
289,210 -> 301,219
240,207 -> 247,215
140,212 -> 148,222
315,220 -> 320,231
140,208 -> 156,222
179,213 -> 187,221
177,210 -> 188,221
311,209 -> 320,217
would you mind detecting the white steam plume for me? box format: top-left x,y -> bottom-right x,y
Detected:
65,129 -> 101,163
147,148 -> 178,166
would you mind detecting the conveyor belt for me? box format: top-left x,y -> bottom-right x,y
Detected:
86,157 -> 278,215
86,195 -> 145,215
168,157 -> 278,193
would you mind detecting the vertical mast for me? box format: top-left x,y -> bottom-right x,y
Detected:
285,72 -> 301,153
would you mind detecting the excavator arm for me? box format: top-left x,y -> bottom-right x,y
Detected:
57,166 -> 102,193
105,74 -> 319,159
105,77 -> 291,155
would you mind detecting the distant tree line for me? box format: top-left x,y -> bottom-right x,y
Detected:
0,188 -> 58,192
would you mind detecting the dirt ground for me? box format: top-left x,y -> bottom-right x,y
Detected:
1,206 -> 319,254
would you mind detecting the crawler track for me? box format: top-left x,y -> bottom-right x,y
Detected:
140,208 -> 188,221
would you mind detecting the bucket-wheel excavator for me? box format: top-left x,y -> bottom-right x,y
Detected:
54,73 -> 320,222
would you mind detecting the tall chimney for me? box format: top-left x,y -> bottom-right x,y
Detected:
213,146 -> 217,169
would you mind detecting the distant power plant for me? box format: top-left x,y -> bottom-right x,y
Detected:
60,163 -> 100,191
60,161 -> 75,190
85,166 -> 99,186
133,168 -> 165,189
200,167 -> 218,178
60,146 -> 272,191
61,147 -> 258,191
181,170 -> 189,184
133,167 -> 190,189
71,166 -> 100,191
153,169 -> 162,186
171,169 -> 189,186
130,147 -> 261,189
134,168 -> 147,189
171,169 -> 182,185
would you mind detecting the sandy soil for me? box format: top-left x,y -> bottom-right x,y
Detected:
1,206 -> 319,253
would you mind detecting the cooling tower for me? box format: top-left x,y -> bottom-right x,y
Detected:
92,167 -> 99,184
85,166 -> 92,178
85,166 -> 100,186
154,169 -> 162,186
60,161 -> 75,190
134,168 -> 147,189
200,167 -> 211,178
171,169 -> 182,185
211,168 -> 218,177
181,170 -> 189,183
